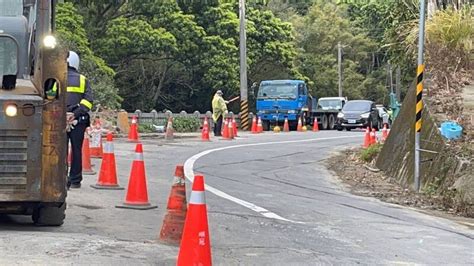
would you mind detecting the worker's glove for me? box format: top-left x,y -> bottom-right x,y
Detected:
66,120 -> 78,132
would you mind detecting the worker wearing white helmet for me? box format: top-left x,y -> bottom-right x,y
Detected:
64,51 -> 94,189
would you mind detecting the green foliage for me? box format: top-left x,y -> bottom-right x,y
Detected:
56,2 -> 121,109
292,1 -> 386,103
172,117 -> 201,133
426,7 -> 473,53
360,143 -> 383,163
138,123 -> 155,133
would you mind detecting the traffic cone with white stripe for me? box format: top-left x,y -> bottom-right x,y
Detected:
370,128 -> 377,145
128,115 -> 139,142
257,117 -> 263,133
312,117 -> 319,132
283,118 -> 289,132
227,118 -> 234,140
91,132 -> 123,190
381,124 -> 388,142
81,133 -> 96,175
116,143 -> 157,210
201,117 -> 210,141
177,175 -> 212,266
363,127 -> 371,148
251,116 -> 258,134
297,117 -> 303,132
222,119 -> 229,139
159,165 -> 187,245
232,116 -> 238,137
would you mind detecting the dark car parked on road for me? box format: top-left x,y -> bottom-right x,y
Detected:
336,100 -> 380,131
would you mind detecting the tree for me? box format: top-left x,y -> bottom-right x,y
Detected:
293,1 -> 386,103
56,2 -> 122,109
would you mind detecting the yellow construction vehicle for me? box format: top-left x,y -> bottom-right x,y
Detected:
0,0 -> 68,225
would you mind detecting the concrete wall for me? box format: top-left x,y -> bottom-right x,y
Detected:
376,84 -> 461,191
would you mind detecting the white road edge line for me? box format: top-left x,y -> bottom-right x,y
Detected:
184,135 -> 362,224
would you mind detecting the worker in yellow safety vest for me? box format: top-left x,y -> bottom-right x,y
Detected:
54,51 -> 94,189
212,90 -> 228,136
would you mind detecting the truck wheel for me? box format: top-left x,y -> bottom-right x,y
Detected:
33,203 -> 66,226
321,115 -> 329,130
262,120 -> 270,131
328,114 -> 336,130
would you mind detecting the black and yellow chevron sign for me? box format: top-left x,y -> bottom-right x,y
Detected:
416,64 -> 424,132
240,100 -> 249,130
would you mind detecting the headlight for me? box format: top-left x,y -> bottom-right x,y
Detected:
43,35 -> 57,49
360,112 -> 370,119
5,104 -> 18,117
288,110 -> 296,114
337,112 -> 344,118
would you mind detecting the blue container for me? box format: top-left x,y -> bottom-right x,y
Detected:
440,121 -> 463,140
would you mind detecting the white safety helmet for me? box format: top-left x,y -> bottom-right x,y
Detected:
67,51 -> 80,70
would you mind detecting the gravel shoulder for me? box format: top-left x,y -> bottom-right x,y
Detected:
327,147 -> 474,229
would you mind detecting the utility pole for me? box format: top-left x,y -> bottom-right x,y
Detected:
396,66 -> 401,102
415,0 -> 426,192
338,42 -> 342,97
388,61 -> 393,94
239,0 -> 249,130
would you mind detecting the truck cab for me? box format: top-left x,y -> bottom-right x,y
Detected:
256,80 -> 315,130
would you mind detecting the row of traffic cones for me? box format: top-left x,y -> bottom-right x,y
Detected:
69,117 -> 212,264
363,124 -> 390,148
158,165 -> 212,265
250,116 -> 263,134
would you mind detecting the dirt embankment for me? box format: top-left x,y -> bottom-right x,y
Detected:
328,148 -> 474,221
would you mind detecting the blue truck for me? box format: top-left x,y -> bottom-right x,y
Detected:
256,80 -> 345,130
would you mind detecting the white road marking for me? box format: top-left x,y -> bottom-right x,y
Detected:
184,135 -> 362,224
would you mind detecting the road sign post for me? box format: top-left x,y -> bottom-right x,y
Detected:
415,0 -> 426,192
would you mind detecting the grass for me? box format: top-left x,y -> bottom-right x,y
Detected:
360,143 -> 383,163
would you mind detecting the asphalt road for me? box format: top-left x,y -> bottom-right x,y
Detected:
0,131 -> 472,265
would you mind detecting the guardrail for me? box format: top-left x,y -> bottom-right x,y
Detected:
125,110 -> 255,128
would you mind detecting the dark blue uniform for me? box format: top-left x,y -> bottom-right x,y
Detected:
66,67 -> 93,188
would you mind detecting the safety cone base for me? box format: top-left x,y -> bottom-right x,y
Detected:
116,202 -> 157,210
90,184 -> 124,190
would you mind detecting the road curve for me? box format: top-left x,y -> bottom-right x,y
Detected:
186,132 -> 473,265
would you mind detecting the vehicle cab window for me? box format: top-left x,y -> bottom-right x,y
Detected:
298,84 -> 307,97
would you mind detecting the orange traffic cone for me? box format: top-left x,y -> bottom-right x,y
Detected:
232,117 -> 238,137
370,128 -> 377,145
363,127 -> 371,148
201,117 -> 210,141
165,117 -> 174,140
222,119 -> 229,139
116,143 -> 157,210
297,117 -> 303,132
251,116 -> 258,134
91,132 -> 124,190
257,117 -> 263,133
82,133 -> 96,175
227,118 -> 234,140
177,175 -> 212,266
89,126 -> 103,158
128,115 -> 139,142
159,165 -> 187,245
381,124 -> 388,142
312,117 -> 319,132
283,118 -> 290,132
